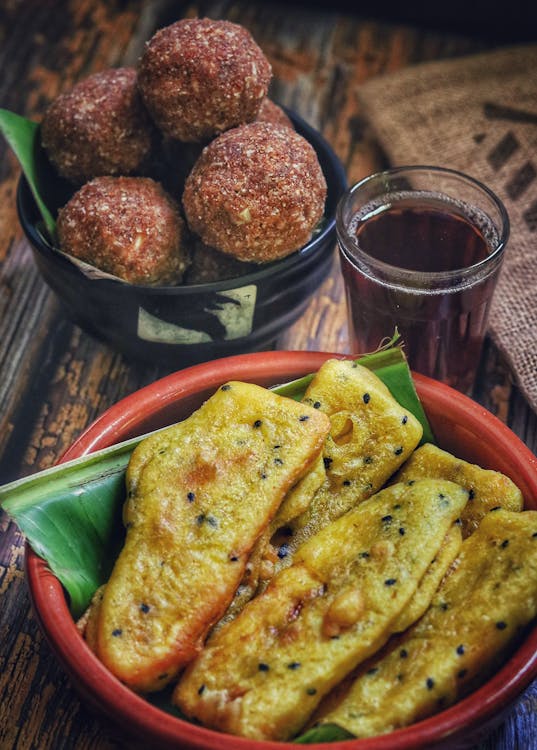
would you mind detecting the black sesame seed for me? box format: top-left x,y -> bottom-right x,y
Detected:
274,457 -> 284,465
258,663 -> 270,672
458,669 -> 468,679
287,662 -> 301,670
364,456 -> 373,465
401,415 -> 408,424
384,578 -> 397,586
158,448 -> 167,455
496,621 -> 507,630
393,503 -> 402,509
439,493 -> 445,499
277,544 -> 289,559
394,447 -> 404,456
313,401 -> 321,409
359,551 -> 370,559
253,419 -> 262,428
501,539 -> 510,548
454,518 -> 462,525
468,489 -> 475,500
381,514 -> 392,523
299,415 -> 310,422
400,649 -> 408,658
273,444 -> 281,449
221,384 -> 231,391
323,457 -> 333,469
140,603 -> 150,614
407,480 -> 415,486
456,644 -> 465,655
343,479 -> 351,486
363,393 -> 370,404
306,687 -> 317,696
399,527 -> 406,536
229,554 -> 239,562
196,514 -> 205,525
532,531 -> 537,538
440,602 -> 449,611
426,677 -> 435,690
206,515 -> 218,528
112,629 -> 122,637
260,472 -> 267,479
198,684 -> 206,694
187,491 -> 195,503
397,673 -> 404,681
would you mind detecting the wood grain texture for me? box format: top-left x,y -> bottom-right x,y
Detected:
0,2 -> 535,748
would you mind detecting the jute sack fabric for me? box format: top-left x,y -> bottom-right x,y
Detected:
357,44 -> 537,410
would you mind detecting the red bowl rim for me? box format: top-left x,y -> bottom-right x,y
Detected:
25,350 -> 537,750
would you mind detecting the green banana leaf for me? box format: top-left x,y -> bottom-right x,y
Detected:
294,723 -> 354,743
0,109 -> 57,240
0,345 -> 433,622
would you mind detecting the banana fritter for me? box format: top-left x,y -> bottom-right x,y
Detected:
313,509 -> 537,739
174,479 -> 468,740
95,381 -> 330,692
393,443 -> 523,537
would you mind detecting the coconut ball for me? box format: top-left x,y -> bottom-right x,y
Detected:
182,122 -> 327,263
41,68 -> 155,184
57,176 -> 189,285
138,18 -> 272,142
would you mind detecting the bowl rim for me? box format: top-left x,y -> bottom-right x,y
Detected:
16,109 -> 348,295
25,350 -> 537,750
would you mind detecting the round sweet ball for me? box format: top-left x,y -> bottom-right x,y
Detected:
184,238 -> 257,284
57,176 -> 189,285
138,18 -> 272,143
255,98 -> 294,130
41,68 -> 155,184
182,122 -> 327,263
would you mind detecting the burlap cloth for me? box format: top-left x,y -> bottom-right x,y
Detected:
357,44 -> 537,410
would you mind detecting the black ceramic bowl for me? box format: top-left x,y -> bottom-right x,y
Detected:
17,110 -> 347,367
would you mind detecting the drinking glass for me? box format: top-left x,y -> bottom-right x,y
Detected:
336,166 -> 509,393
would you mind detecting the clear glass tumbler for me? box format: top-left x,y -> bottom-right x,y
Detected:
336,166 -> 509,393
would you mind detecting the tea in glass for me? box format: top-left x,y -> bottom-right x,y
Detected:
336,167 -> 509,393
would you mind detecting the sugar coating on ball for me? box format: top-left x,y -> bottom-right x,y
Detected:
41,68 -> 155,184
138,18 -> 272,142
57,176 -> 189,285
182,122 -> 327,263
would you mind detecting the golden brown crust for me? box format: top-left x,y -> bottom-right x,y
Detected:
138,18 -> 272,142
41,67 -> 155,184
57,176 -> 189,285
174,479 -> 469,740
182,122 -> 327,262
96,381 -> 330,692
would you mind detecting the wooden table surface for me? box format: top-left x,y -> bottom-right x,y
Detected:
1,2 -> 536,748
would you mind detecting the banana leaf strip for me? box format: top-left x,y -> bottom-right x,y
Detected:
0,346 -> 433,620
0,108 -> 57,240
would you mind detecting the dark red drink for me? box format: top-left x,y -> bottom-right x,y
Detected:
337,173 -> 508,394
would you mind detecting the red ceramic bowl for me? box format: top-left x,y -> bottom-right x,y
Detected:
26,351 -> 537,750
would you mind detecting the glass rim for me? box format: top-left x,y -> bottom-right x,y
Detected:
336,165 -> 510,284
